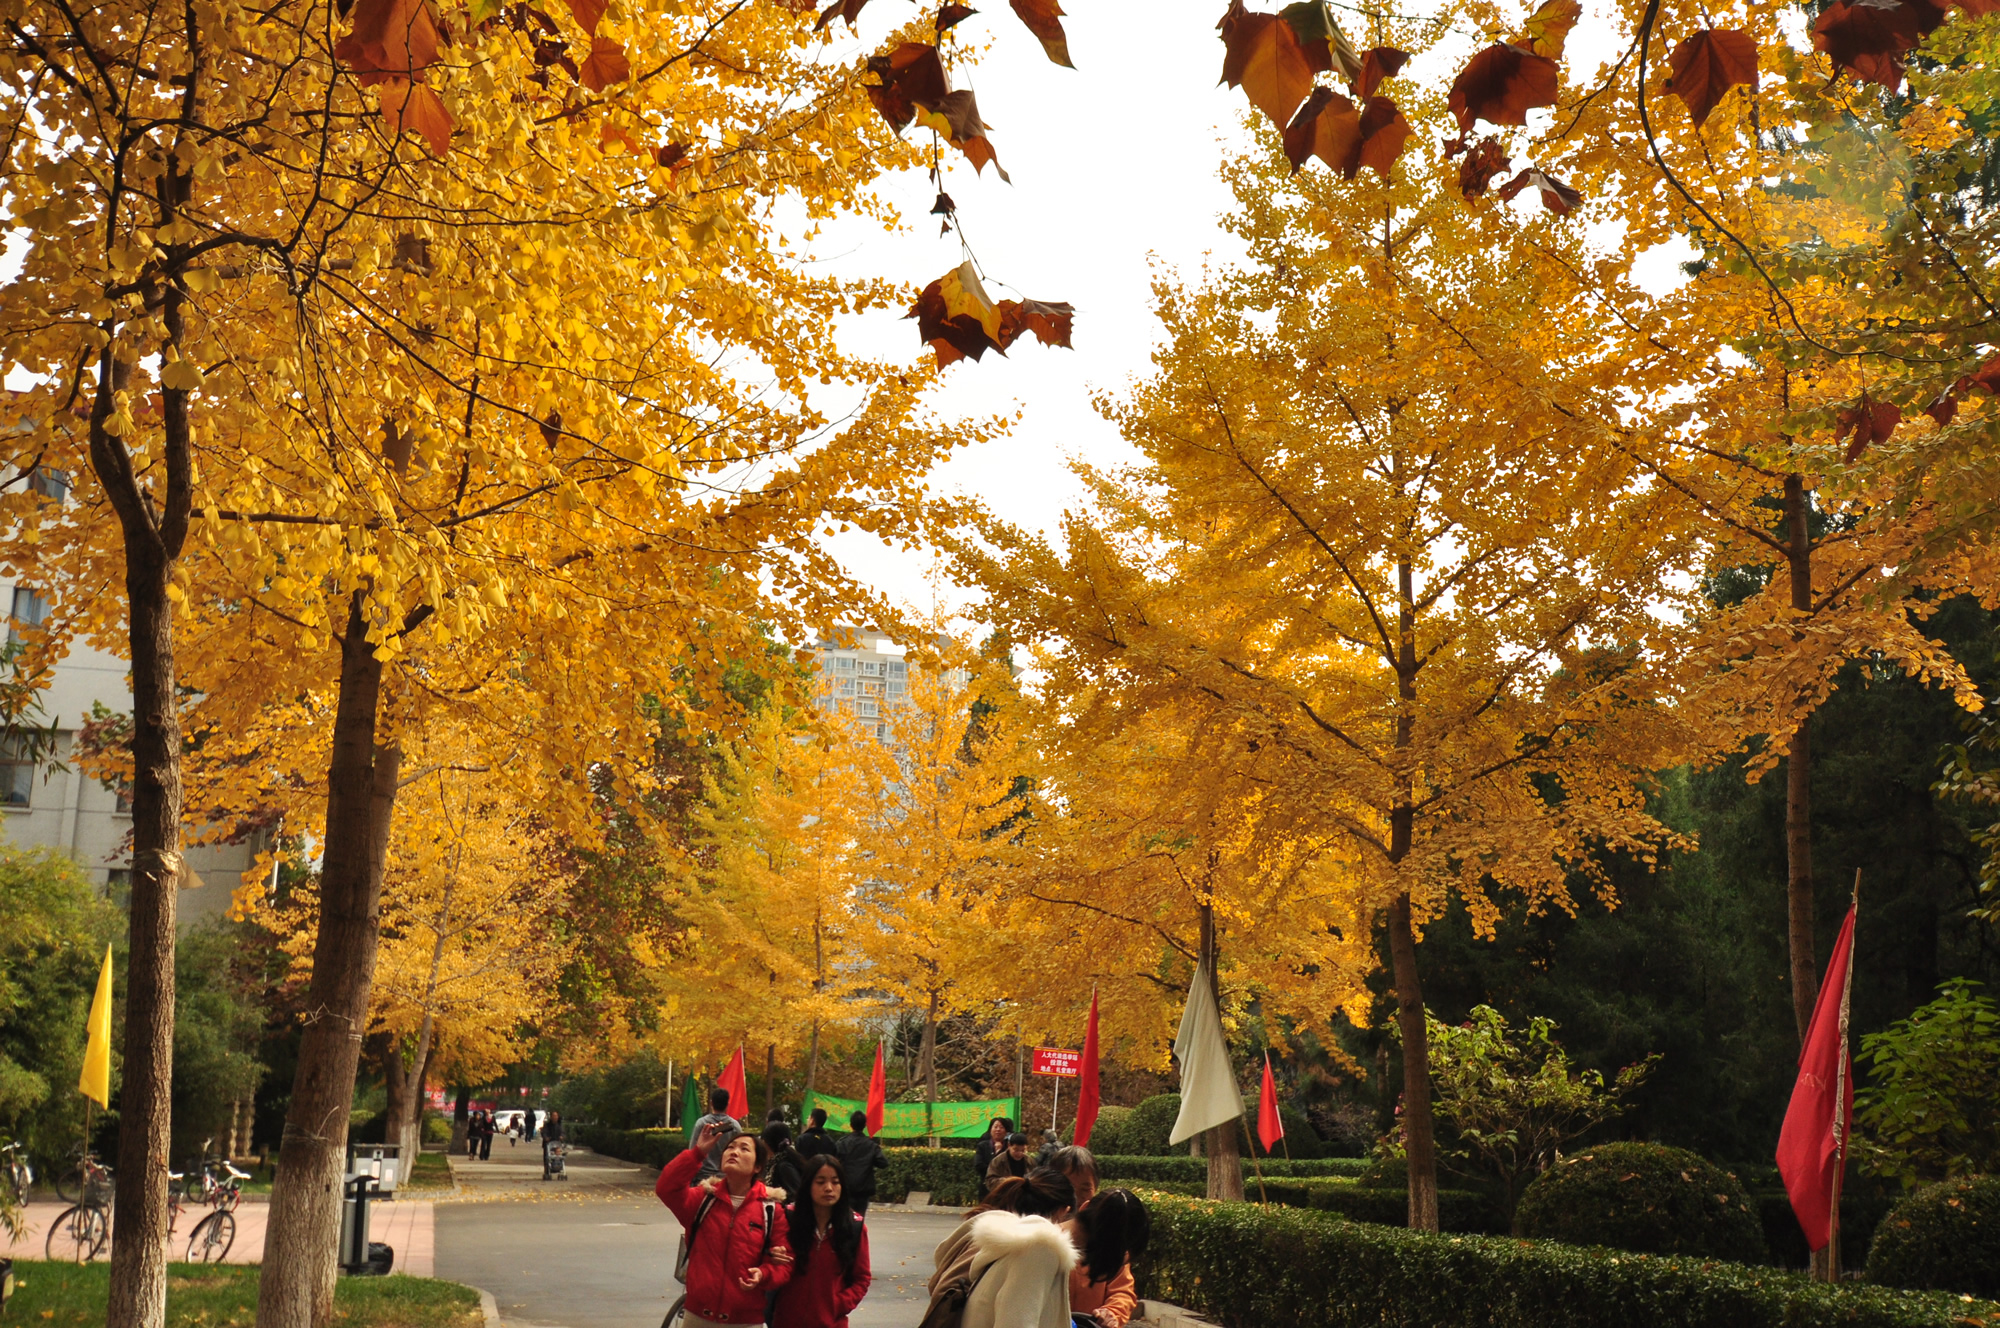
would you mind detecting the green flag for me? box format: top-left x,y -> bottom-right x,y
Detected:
681,1073 -> 700,1140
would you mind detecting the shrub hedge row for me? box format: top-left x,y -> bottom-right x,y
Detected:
1132,1193 -> 2000,1328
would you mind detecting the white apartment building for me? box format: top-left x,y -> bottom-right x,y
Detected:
809,625 -> 974,740
1,470 -> 260,926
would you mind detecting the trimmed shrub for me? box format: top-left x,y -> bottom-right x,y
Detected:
1759,1188 -> 1894,1271
1121,1094 -> 1184,1155
1083,1105 -> 1137,1156
571,1124 -> 683,1169
1867,1176 -> 2000,1297
1092,1155 -> 1369,1184
1132,1192 -> 2000,1328
878,1147 -> 985,1206
1517,1142 -> 1765,1261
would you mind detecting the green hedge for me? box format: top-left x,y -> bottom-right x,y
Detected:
1868,1176 -> 2000,1297
572,1124 -> 684,1169
1132,1193 -> 2000,1328
1517,1143 -> 1766,1263
1088,1154 -> 1369,1183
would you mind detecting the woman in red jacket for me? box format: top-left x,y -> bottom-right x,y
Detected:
658,1121 -> 794,1325
769,1155 -> 871,1328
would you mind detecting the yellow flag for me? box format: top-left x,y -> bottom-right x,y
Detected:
79,944 -> 111,1108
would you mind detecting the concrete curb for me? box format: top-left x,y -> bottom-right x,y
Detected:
476,1286 -> 501,1328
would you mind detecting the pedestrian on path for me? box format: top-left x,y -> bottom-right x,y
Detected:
832,1112 -> 884,1218
477,1111 -> 496,1161
973,1117 -> 1013,1201
984,1133 -> 1030,1191
769,1155 -> 871,1328
1062,1188 -> 1149,1328
797,1108 -> 834,1160
540,1110 -> 565,1173
691,1088 -> 744,1181
926,1169 -> 1077,1328
763,1121 -> 807,1201
1035,1130 -> 1060,1166
658,1121 -> 794,1326
525,1107 -> 538,1141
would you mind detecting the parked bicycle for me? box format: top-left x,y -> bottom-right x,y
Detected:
169,1140 -> 247,1263
1,1141 -> 32,1206
45,1155 -> 112,1263
54,1148 -> 111,1205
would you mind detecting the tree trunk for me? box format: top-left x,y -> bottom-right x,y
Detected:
395,1022 -> 435,1181
1196,903 -> 1243,1200
257,595 -> 402,1328
450,1086 -> 471,1155
1388,892 -> 1439,1232
764,1044 -> 776,1125
803,1025 -> 820,1112
1783,473 -> 1818,1044
93,269 -> 197,1328
379,1033 -> 407,1159
921,990 -> 939,1143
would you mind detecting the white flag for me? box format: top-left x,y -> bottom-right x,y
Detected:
1170,960 -> 1242,1146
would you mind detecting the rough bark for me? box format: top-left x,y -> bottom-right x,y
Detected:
803,1026 -> 820,1113
921,990 -> 939,1143
1783,473 -> 1818,1044
1388,892 -> 1438,1232
256,595 -> 402,1328
764,1044 -> 776,1125
92,269 -> 197,1328
394,1026 -> 435,1180
1196,904 -> 1244,1201
450,1086 -> 471,1155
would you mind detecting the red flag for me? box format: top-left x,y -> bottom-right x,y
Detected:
1777,905 -> 1857,1252
718,1045 -> 748,1122
1257,1052 -> 1285,1154
1074,989 -> 1102,1147
865,1042 -> 886,1137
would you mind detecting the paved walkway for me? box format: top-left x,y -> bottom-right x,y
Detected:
0,1197 -> 436,1276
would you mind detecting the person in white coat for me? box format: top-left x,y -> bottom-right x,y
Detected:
930,1168 -> 1077,1328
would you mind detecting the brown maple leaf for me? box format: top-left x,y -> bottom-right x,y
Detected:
1497,166 -> 1582,216
578,34 -> 630,91
937,3 -> 978,30
539,410 -> 563,449
336,0 -> 442,85
865,42 -> 952,131
1448,43 -> 1559,131
1457,136 -> 1510,200
1012,0 -> 1074,66
912,89 -> 1010,180
1512,0 -> 1580,60
379,79 -> 452,154
1923,391 -> 1958,426
1812,0 -> 1947,90
1664,29 -> 1758,128
996,299 -> 1075,351
563,0 -> 603,31
1282,87 -> 1408,180
1217,0 -> 1315,130
1837,397 -> 1901,461
910,261 -> 1003,366
818,0 -> 869,29
1284,0 -> 1362,82
1354,45 -> 1409,98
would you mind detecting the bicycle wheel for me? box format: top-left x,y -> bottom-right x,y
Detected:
188,1210 -> 236,1263
54,1166 -> 80,1203
45,1204 -> 107,1263
659,1294 -> 686,1328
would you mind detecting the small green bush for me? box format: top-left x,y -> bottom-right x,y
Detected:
1867,1176 -> 2000,1297
1133,1192 -> 2000,1328
571,1124 -> 684,1169
1083,1105 -> 1137,1156
1121,1094 -> 1185,1155
1090,1155 -> 1369,1184
1516,1142 -> 1765,1261
878,1147 -> 985,1205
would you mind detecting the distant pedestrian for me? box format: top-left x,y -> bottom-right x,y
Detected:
770,1154 -> 872,1328
1035,1129 -> 1060,1166
973,1116 -> 1014,1201
540,1110 -> 565,1173
765,1121 -> 808,1200
657,1121 -> 793,1324
797,1107 -> 835,1159
524,1107 -> 538,1142
508,1114 -> 523,1147
833,1111 -> 885,1218
984,1133 -> 1030,1190
690,1087 -> 743,1181
477,1110 -> 496,1160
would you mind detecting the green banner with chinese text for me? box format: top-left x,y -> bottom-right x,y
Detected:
803,1092 -> 1020,1140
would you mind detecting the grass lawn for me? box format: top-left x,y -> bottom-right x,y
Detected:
1,1262 -> 482,1326
402,1150 -> 454,1193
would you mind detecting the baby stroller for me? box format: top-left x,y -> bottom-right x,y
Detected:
542,1140 -> 567,1181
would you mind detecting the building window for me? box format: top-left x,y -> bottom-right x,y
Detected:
27,468 -> 68,504
7,587 -> 48,646
857,699 -> 879,718
833,656 -> 855,674
861,679 -> 883,697
888,660 -> 907,678
0,734 -> 35,808
835,678 -> 856,698
888,679 -> 906,701
860,659 -> 882,676
104,868 -> 131,908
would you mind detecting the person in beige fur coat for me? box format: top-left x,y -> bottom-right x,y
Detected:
929,1170 -> 1078,1328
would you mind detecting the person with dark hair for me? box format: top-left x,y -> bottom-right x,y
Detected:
972,1116 -> 1014,1198
657,1120 -> 793,1325
764,1121 -> 808,1201
524,1106 -> 538,1142
832,1110 -> 885,1217
1063,1188 -> 1150,1327
1051,1145 -> 1097,1207
691,1086 -> 743,1181
477,1109 -> 497,1160
770,1154 -> 872,1328
925,1167 -> 1077,1328
539,1109 -> 565,1175
983,1132 -> 1031,1191
798,1107 -> 834,1158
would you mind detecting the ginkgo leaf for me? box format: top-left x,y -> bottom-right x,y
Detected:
1664,29 -> 1758,128
380,78 -> 453,154
1838,397 -> 1900,462
1511,0 -> 1580,61
865,42 -> 951,132
1457,136 -> 1510,200
1354,45 -> 1409,98
1497,166 -> 1582,216
579,35 -> 630,90
564,0 -> 603,31
1217,0 -> 1315,130
1011,0 -> 1073,66
1812,0 -> 1947,90
937,2 -> 978,30
996,299 -> 1075,350
817,0 -> 868,28
912,90 -> 1009,180
1282,0 -> 1362,83
1282,87 -> 1409,180
1448,43 -> 1559,131
160,357 -> 205,392
336,0 -> 442,84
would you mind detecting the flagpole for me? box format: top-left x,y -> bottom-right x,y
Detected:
1825,869 -> 1860,1282
1239,1116 -> 1268,1204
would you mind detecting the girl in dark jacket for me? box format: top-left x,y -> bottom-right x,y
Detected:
769,1155 -> 871,1328
764,1121 -> 808,1201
